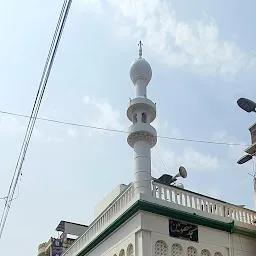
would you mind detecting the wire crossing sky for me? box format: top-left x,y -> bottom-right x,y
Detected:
0,0 -> 73,239
0,109 -> 249,147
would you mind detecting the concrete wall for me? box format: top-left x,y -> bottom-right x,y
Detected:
87,212 -> 141,256
87,211 -> 256,256
94,184 -> 128,218
141,211 -> 256,256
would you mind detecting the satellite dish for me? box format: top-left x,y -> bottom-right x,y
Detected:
174,166 -> 187,179
237,154 -> 252,164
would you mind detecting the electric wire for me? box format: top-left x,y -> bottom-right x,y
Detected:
0,0 -> 73,238
0,109 -> 249,148
154,146 -> 169,173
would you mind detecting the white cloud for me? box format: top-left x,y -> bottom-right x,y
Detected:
0,116 -> 25,135
211,130 -> 248,161
67,128 -> 77,138
83,96 -> 125,132
154,145 -> 219,172
86,0 -> 255,76
80,0 -> 103,14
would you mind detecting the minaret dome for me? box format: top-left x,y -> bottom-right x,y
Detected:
129,58 -> 152,85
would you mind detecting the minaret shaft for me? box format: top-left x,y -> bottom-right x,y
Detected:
135,79 -> 147,97
134,140 -> 152,195
127,42 -> 157,195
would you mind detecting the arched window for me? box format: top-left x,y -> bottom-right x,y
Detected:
141,113 -> 147,123
155,240 -> 168,256
119,249 -> 125,256
214,253 -> 223,256
133,113 -> 137,123
171,243 -> 183,256
187,246 -> 197,256
201,249 -> 211,256
127,244 -> 134,256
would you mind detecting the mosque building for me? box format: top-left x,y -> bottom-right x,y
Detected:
38,42 -> 256,256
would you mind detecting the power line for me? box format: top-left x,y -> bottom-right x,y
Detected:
154,146 -> 169,173
0,0 -> 73,238
0,109 -> 249,148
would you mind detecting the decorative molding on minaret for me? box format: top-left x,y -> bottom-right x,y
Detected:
127,42 -> 157,195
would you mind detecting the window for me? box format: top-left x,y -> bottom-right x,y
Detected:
187,246 -> 197,256
155,240 -> 168,256
119,249 -> 125,256
127,244 -> 134,256
171,243 -> 183,256
141,113 -> 147,123
201,249 -> 211,256
133,113 -> 137,123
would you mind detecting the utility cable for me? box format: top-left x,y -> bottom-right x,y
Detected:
0,109 -> 249,148
0,0 -> 73,238
154,146 -> 169,173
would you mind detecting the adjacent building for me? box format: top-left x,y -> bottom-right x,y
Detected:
37,221 -> 88,256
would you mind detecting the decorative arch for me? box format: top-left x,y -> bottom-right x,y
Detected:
187,246 -> 197,256
171,243 -> 183,256
119,249 -> 125,256
127,244 -> 134,256
201,249 -> 211,256
133,113 -> 137,123
214,253 -> 223,256
155,240 -> 168,256
141,112 -> 147,123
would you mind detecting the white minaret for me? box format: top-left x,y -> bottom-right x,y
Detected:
127,41 -> 157,195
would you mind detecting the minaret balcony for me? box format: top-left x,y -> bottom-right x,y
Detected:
127,97 -> 156,123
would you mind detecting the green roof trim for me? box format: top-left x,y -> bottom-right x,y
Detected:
77,200 -> 140,256
233,225 -> 256,238
76,199 -> 256,256
139,200 -> 234,233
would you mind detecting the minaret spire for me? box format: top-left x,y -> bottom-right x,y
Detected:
127,43 -> 157,195
138,40 -> 143,58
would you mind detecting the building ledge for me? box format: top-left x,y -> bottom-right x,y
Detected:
62,183 -> 256,256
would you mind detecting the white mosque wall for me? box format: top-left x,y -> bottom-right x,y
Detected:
94,184 -> 128,218
87,212 -> 140,256
142,211 -> 256,256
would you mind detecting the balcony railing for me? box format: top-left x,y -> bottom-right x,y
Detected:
63,181 -> 256,256
62,184 -> 135,256
152,181 -> 256,225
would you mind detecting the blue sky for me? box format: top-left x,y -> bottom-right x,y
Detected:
1,0 -> 256,255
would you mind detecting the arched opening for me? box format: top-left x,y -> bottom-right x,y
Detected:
155,240 -> 168,256
119,249 -> 125,256
201,249 -> 211,256
127,244 -> 134,256
171,243 -> 183,256
141,112 -> 147,123
133,113 -> 137,124
187,246 -> 197,256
